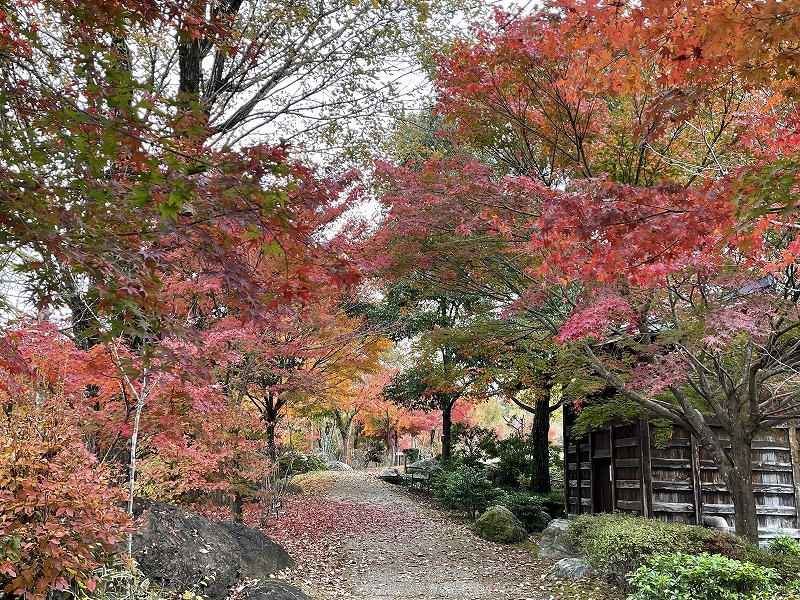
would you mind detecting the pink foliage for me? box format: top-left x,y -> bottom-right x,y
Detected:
556,294 -> 636,343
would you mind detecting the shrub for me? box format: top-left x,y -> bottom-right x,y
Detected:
362,439 -> 385,465
499,491 -> 550,532
567,513 -> 709,576
541,490 -> 566,519
452,423 -> 497,467
278,452 -> 327,477
627,552 -> 779,600
0,393 -> 131,600
483,435 -> 536,490
429,463 -> 503,518
768,533 -> 800,557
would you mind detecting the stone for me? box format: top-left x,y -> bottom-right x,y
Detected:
239,581 -> 313,600
377,468 -> 405,484
473,505 -> 528,543
325,460 -> 352,471
283,483 -> 303,495
131,499 -> 293,600
546,557 -> 594,580
537,519 -> 583,560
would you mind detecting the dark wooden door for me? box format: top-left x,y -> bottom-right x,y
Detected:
593,457 -> 614,513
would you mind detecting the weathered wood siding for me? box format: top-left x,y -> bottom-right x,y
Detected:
697,427 -> 799,541
564,419 -> 800,541
650,425 -> 696,524
614,422 -> 646,515
566,430 -> 592,516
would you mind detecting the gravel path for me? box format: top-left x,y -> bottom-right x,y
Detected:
264,471 -> 616,600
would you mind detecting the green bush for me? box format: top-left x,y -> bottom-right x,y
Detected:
499,491 -> 550,532
768,533 -> 800,557
567,513 -> 800,591
567,513 -> 709,575
278,452 -> 327,477
627,552 -> 779,600
540,490 -> 566,519
429,463 -> 503,518
483,435 -> 536,490
452,423 -> 497,467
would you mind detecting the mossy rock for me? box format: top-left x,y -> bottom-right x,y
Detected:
473,505 -> 528,543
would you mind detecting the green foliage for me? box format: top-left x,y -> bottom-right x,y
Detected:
549,444 -> 565,487
278,453 -> 328,477
483,434 -> 535,490
498,491 -> 550,532
540,489 -> 566,519
567,513 -> 800,588
768,533 -> 800,557
571,396 -> 648,438
362,440 -> 385,465
452,422 -> 497,466
627,553 -> 779,600
567,513 -> 709,576
429,463 -> 503,518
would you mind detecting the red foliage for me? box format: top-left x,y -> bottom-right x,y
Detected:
0,390 -> 130,600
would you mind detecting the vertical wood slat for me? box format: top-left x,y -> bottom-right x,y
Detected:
610,426 -> 617,510
690,434 -> 702,526
575,438 -> 582,514
789,428 -> 800,530
639,420 -> 653,518
589,432 -> 595,514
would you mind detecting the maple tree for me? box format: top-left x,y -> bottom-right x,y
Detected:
371,0 -> 800,543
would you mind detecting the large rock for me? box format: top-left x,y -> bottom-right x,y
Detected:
377,468 -> 405,484
325,460 -> 352,471
239,581 -> 313,600
546,557 -> 594,580
473,506 -> 528,543
131,500 -> 293,600
537,519 -> 583,560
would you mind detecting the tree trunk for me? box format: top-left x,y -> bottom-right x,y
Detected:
531,396 -> 551,493
724,433 -> 759,543
386,427 -> 393,466
441,401 -> 453,463
264,412 -> 277,460
230,492 -> 244,524
342,421 -> 352,465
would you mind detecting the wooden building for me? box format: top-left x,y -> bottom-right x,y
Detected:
564,415 -> 800,542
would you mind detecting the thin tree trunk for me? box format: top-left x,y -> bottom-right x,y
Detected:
265,417 -> 277,460
386,427 -> 393,466
342,420 -> 352,465
441,401 -> 453,463
230,492 -> 244,524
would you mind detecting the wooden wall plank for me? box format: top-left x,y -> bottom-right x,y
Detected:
690,434 -> 702,526
640,419 -> 653,518
789,427 -> 800,531
610,426 -> 617,510
616,479 -> 642,489
652,480 -> 692,491
652,502 -> 695,513
589,431 -> 595,514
